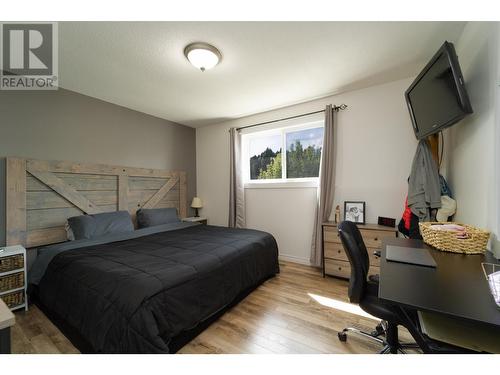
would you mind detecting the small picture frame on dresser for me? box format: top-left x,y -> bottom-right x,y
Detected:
344,201 -> 366,224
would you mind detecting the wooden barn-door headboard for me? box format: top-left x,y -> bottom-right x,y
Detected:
6,157 -> 187,248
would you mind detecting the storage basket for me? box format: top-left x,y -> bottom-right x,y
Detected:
419,222 -> 490,254
0,271 -> 25,293
0,254 -> 24,273
0,289 -> 25,309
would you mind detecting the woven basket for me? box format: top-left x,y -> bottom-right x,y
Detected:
0,290 -> 25,309
0,254 -> 24,273
419,222 -> 490,254
0,271 -> 25,293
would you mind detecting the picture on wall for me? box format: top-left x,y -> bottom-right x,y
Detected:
344,201 -> 366,224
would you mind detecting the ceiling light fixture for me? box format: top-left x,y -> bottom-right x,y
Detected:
184,42 -> 222,72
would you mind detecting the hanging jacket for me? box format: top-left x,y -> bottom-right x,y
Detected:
407,140 -> 441,222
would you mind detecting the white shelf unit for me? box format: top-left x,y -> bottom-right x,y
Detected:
0,245 -> 28,312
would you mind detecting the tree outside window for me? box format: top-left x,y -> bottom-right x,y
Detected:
246,123 -> 324,181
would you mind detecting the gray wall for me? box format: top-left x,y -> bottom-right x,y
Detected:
0,88 -> 197,247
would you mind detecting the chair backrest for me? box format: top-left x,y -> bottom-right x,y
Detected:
338,221 -> 370,303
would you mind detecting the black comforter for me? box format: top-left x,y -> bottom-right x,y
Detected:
33,224 -> 279,353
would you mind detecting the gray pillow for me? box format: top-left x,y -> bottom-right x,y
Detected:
67,210 -> 134,240
136,208 -> 179,228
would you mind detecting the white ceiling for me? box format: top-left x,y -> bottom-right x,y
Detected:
58,22 -> 467,127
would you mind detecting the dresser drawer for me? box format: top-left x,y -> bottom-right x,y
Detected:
325,242 -> 380,267
359,230 -> 394,248
368,265 -> 380,277
324,242 -> 347,261
325,260 -> 379,279
323,226 -> 341,243
0,271 -> 25,293
324,259 -> 351,279
367,249 -> 381,267
0,254 -> 24,273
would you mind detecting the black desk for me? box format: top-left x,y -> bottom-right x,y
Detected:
379,237 -> 500,329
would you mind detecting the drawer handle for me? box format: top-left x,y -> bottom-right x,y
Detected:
337,250 -> 341,253
338,267 -> 342,271
374,237 -> 378,241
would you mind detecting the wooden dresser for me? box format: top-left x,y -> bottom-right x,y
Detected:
322,222 -> 397,279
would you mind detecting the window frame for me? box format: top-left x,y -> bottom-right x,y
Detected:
242,119 -> 324,188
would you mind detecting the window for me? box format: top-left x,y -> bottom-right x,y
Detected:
249,133 -> 282,180
243,120 -> 324,184
286,127 -> 324,178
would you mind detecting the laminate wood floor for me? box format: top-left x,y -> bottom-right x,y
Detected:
11,261 -> 417,354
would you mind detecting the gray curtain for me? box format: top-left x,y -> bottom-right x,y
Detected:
310,105 -> 336,267
228,128 -> 246,228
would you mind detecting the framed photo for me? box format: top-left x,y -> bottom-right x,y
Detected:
344,201 -> 366,224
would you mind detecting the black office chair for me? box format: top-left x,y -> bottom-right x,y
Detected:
336,220 -> 419,353
336,221 -> 475,354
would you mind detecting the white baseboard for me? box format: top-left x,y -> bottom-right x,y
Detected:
278,254 -> 312,266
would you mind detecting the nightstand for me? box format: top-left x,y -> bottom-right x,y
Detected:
0,245 -> 28,312
182,217 -> 208,225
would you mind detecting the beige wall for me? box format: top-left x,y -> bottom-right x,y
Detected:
197,78 -> 418,264
0,88 -> 197,247
447,22 -> 500,257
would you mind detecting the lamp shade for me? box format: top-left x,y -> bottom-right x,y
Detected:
191,197 -> 203,208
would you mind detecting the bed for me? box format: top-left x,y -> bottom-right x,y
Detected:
6,157 -> 279,353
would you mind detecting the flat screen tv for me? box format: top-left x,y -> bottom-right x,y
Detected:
405,41 -> 473,140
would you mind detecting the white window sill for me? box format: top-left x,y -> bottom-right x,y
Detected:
244,180 -> 319,189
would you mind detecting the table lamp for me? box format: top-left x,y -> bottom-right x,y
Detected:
191,197 -> 203,217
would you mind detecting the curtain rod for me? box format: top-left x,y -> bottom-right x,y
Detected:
235,104 -> 348,132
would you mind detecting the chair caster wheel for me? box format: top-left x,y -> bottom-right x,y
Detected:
374,323 -> 385,336
338,332 -> 347,342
